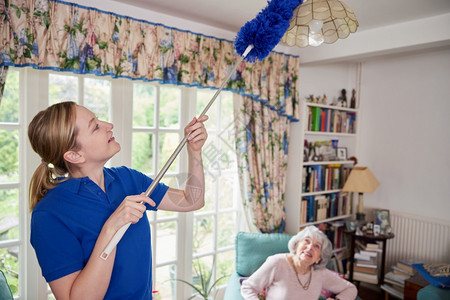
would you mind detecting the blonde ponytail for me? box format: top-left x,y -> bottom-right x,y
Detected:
28,101 -> 78,211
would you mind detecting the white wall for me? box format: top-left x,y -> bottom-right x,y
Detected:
358,47 -> 450,221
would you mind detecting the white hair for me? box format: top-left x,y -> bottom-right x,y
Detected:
287,226 -> 333,270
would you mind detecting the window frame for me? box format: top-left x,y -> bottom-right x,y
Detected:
5,67 -> 240,299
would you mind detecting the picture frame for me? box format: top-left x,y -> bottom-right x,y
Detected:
373,224 -> 381,236
337,147 -> 347,160
345,220 -> 358,232
374,209 -> 390,231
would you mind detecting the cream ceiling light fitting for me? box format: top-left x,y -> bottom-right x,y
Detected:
282,0 -> 359,47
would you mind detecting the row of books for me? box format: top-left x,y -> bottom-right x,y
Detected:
350,241 -> 382,285
381,258 -> 422,299
301,192 -> 352,223
307,106 -> 357,133
302,164 -> 352,193
319,221 -> 347,250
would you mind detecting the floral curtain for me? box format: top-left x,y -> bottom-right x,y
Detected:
234,95 -> 290,233
0,66 -> 7,106
0,0 -> 300,121
0,0 -> 300,232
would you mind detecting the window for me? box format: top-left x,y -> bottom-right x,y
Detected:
1,67 -> 240,299
0,69 -> 20,297
133,84 -> 240,299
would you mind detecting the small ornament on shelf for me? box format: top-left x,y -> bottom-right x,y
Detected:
338,89 -> 347,107
322,94 -> 328,105
350,89 -> 356,108
306,94 -> 316,103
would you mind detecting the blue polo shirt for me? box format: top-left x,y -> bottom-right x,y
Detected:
30,166 -> 168,299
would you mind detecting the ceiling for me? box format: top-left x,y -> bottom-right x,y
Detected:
111,0 -> 450,33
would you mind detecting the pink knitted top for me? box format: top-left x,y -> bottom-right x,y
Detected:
241,254 -> 357,300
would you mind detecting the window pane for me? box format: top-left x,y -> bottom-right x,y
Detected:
0,189 -> 19,240
193,216 -> 214,255
155,221 -> 177,264
196,90 -> 218,130
49,74 -> 78,104
216,250 -> 234,286
202,139 -> 221,176
133,84 -> 155,127
159,86 -> 180,129
218,175 -> 234,210
132,132 -> 154,174
158,133 -> 179,173
220,92 -> 234,126
0,246 -> 19,296
0,70 -> 19,122
0,129 -> 19,183
202,173 -> 215,212
84,78 -> 111,122
217,125 -> 237,170
155,264 -> 175,300
218,213 -> 236,248
191,256 -> 213,294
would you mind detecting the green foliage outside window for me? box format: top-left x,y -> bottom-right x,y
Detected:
0,70 -> 20,296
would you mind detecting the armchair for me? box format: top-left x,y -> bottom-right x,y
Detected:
224,231 -> 361,300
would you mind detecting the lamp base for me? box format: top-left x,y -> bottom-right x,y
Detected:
356,212 -> 365,222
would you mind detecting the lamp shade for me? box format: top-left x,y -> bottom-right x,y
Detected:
281,0 -> 358,48
342,167 -> 380,194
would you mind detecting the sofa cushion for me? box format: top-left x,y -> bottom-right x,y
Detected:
235,232 -> 293,277
418,284 -> 450,299
0,270 -> 13,300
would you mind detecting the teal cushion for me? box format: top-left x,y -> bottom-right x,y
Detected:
235,232 -> 293,277
0,270 -> 14,300
418,284 -> 450,300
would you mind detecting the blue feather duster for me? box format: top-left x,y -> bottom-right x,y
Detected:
235,0 -> 304,62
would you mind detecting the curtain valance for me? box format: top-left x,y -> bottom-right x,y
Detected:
0,0 -> 299,120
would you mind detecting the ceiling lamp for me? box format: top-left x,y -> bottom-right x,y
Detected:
281,0 -> 359,47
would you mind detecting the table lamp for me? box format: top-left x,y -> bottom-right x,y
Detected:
342,166 -> 380,222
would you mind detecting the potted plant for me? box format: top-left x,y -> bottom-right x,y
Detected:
173,260 -> 227,300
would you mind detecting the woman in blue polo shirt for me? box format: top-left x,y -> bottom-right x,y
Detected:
28,101 -> 208,299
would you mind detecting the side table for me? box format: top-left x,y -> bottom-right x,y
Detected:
404,272 -> 428,300
346,231 -> 395,285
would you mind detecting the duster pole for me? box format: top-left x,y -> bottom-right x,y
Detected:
100,45 -> 254,260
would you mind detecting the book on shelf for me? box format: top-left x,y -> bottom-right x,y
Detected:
356,257 -> 377,268
355,240 -> 381,251
307,105 -> 357,134
384,271 -> 409,286
359,250 -> 378,257
354,252 -> 376,262
397,258 -> 422,274
301,198 -> 308,224
311,106 -> 321,131
301,193 -> 350,224
353,265 -> 377,274
316,196 -> 328,221
384,277 -> 405,288
366,242 -> 380,250
392,265 -> 415,277
380,283 -> 404,299
302,165 -> 352,193
322,222 -> 346,250
352,270 -> 378,285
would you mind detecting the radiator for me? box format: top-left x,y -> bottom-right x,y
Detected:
385,211 -> 450,269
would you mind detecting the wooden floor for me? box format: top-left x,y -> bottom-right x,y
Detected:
357,282 -> 385,300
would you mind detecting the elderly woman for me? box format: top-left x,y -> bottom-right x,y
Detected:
241,226 -> 357,300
